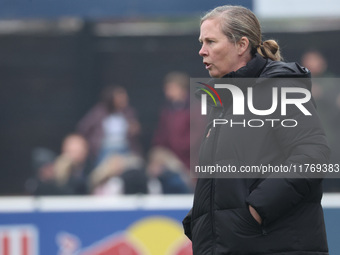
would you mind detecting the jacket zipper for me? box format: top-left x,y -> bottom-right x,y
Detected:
210,178 -> 216,254
210,109 -> 224,254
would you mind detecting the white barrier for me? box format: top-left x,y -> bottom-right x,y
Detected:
0,193 -> 338,212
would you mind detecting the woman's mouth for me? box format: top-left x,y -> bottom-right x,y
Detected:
204,62 -> 212,69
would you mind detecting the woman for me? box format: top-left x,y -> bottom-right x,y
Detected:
183,5 -> 330,255
152,72 -> 191,169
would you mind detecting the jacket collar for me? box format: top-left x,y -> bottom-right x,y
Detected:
222,53 -> 268,79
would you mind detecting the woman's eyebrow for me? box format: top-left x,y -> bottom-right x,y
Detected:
199,36 -> 214,42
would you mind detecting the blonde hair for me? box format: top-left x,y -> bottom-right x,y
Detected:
201,5 -> 282,61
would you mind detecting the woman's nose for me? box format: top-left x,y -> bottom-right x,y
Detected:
199,45 -> 208,57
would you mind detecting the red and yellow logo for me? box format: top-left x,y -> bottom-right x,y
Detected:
81,217 -> 192,255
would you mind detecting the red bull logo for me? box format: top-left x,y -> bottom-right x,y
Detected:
79,216 -> 192,255
0,225 -> 38,255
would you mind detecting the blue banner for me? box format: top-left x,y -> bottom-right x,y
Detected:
0,195 -> 338,254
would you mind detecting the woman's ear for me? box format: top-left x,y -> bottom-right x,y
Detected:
237,37 -> 250,56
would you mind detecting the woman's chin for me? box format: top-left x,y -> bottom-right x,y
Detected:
209,72 -> 221,78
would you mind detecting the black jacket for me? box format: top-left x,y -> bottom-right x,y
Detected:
183,54 -> 330,255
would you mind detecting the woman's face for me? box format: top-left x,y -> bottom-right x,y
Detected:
113,91 -> 128,110
164,82 -> 187,103
199,18 -> 241,78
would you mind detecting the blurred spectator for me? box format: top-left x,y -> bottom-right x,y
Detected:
301,50 -> 333,100
26,147 -> 57,194
147,147 -> 192,194
31,147 -> 57,176
301,50 -> 330,77
53,134 -> 90,194
89,153 -> 147,195
90,148 -> 192,195
34,134 -> 90,195
77,85 -> 141,165
152,72 -> 191,169
302,50 -> 340,192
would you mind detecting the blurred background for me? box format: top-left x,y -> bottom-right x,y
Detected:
0,0 -> 340,254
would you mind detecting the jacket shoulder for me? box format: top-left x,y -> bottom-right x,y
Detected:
260,60 -> 311,78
